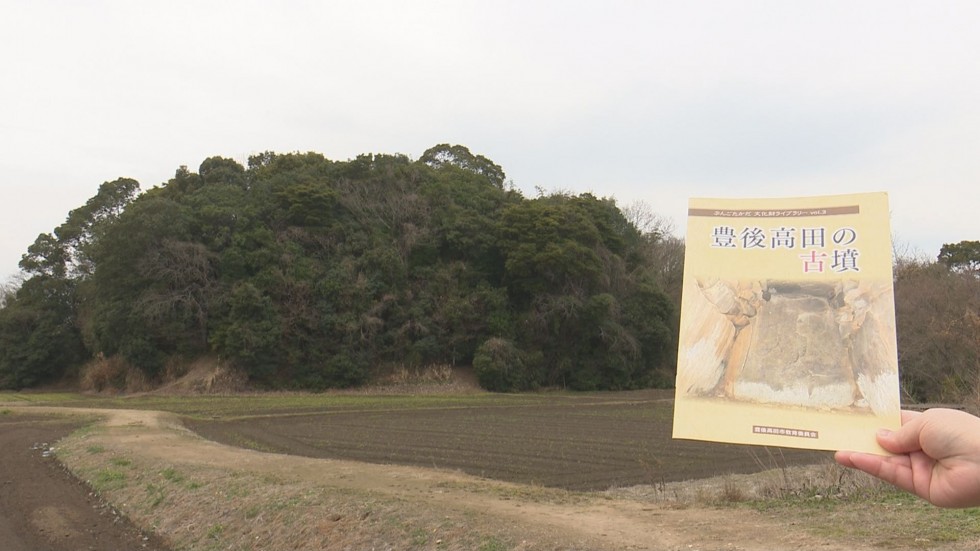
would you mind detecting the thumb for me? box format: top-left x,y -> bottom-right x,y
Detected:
877,416 -> 926,455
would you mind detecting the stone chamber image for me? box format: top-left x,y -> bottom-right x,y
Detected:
676,276 -> 900,416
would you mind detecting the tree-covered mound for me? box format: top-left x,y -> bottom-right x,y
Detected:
0,145 -> 678,391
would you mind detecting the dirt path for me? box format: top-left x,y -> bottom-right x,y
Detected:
0,413 -> 171,551
8,405 -> 886,551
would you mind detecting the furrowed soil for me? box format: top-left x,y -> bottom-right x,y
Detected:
183,390 -> 826,490
0,413 -> 171,551
5,390 -> 980,550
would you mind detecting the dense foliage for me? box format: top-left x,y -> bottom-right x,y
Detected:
0,145 -> 679,391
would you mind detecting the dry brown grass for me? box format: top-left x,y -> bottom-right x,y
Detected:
150,356 -> 249,395
57,428 -> 550,551
605,461 -> 887,507
347,364 -> 482,396
81,355 -> 250,396
79,354 -> 152,393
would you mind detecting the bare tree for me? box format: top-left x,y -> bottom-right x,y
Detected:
893,255 -> 980,407
137,239 -> 219,348
333,173 -> 431,262
621,200 -> 676,238
0,273 -> 25,309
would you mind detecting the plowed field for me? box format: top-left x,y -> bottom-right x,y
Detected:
186,389 -> 828,490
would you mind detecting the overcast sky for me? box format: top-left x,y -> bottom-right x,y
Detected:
3,1 -> 979,283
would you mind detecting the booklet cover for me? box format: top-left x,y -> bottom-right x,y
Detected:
672,192 -> 901,454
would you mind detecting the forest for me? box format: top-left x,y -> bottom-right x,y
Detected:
0,144 -> 977,404
0,145 -> 680,393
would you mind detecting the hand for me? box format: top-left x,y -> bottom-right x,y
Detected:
835,408 -> 980,508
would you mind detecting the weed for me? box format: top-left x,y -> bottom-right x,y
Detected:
260,473 -> 286,485
92,468 -> 127,491
145,483 -> 166,508
225,485 -> 251,499
270,496 -> 303,511
111,457 -> 132,467
478,536 -> 508,551
234,435 -> 278,453
206,523 -> 224,540
719,477 -> 746,503
1,409 -> 11,415
86,445 -> 106,454
161,467 -> 184,483
410,527 -> 429,545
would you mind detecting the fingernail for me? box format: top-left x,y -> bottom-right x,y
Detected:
877,429 -> 893,438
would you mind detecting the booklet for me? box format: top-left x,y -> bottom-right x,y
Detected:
672,192 -> 901,454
